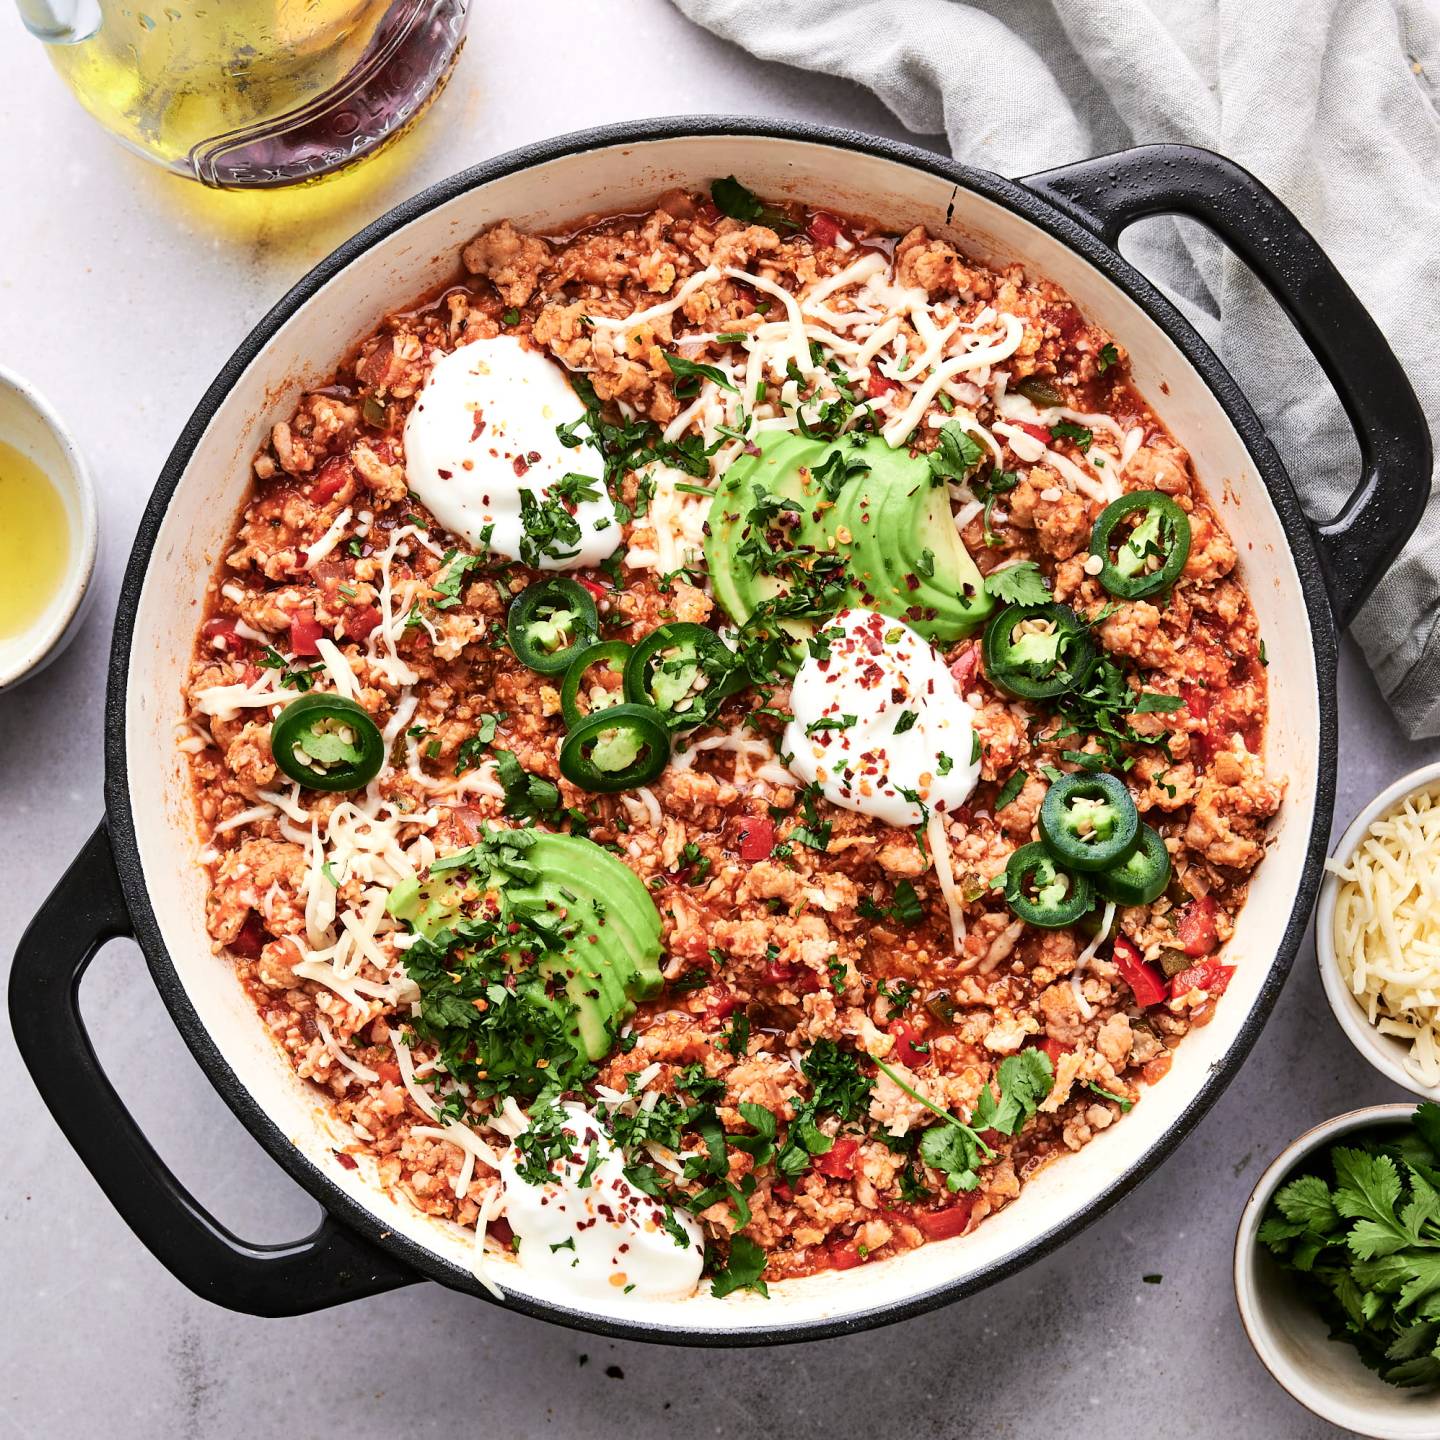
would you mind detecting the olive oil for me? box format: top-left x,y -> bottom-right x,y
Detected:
0,440 -> 71,641
38,1 -> 468,188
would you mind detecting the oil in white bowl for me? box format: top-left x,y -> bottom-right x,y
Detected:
0,438 -> 71,641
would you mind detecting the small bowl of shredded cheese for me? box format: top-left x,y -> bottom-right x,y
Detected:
1318,764 -> 1440,1097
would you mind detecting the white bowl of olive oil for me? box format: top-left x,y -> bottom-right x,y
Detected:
0,367 -> 97,689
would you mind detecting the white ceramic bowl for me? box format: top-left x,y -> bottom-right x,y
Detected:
1235,1104 -> 1440,1439
0,366 -> 98,689
1316,762 -> 1440,1101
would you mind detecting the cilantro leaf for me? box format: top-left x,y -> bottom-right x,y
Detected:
709,1236 -> 769,1298
709,176 -> 798,233
919,1124 -> 982,1193
1051,419 -> 1093,452
970,1050 -> 1053,1137
994,769 -> 1027,812
927,422 -> 984,483
984,561 -> 1051,607
493,749 -> 562,822
664,352 -> 738,395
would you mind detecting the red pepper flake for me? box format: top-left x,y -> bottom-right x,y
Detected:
470,410 -> 487,441
512,455 -> 530,477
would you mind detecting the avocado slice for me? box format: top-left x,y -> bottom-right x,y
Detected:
388,830 -> 663,1064
705,436 -> 834,642
705,431 -> 993,646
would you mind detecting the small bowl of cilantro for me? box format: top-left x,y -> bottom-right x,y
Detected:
1235,1102 -> 1440,1438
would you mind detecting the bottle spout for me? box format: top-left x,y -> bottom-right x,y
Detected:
16,0 -> 101,43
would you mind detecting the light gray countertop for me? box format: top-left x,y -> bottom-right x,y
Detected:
2,5 -> 1434,1436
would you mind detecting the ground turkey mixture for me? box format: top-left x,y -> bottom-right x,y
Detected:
182,183 -> 1283,1296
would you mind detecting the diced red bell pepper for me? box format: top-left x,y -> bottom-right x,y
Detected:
1169,958 -> 1235,1002
230,912 -> 270,958
866,368 -> 902,399
488,1216 -> 516,1248
888,1020 -> 925,1069
949,642 -> 981,692
575,577 -> 608,602
772,1181 -> 794,1203
341,604 -> 382,642
308,456 -> 350,506
814,1135 -> 859,1180
201,617 -> 245,655
1112,935 -> 1167,1009
1176,895 -> 1219,957
807,211 -> 845,247
826,1239 -> 865,1270
1015,421 -> 1054,446
736,815 -> 775,862
698,198 -> 723,225
288,609 -> 324,657
915,1196 -> 976,1241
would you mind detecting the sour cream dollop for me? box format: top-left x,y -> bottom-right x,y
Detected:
783,608 -> 981,828
498,1106 -> 703,1301
403,335 -> 618,569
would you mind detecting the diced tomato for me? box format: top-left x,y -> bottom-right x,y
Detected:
1015,421 -> 1053,446
806,211 -> 845,247
288,609 -> 324,657
814,1135 -> 859,1180
826,1239 -> 865,1270
576,577 -> 608,602
230,912 -> 269,958
341,604 -> 382,642
949,642 -> 981,692
241,663 -> 262,687
698,198 -> 723,224
1180,682 -> 1212,721
888,1020 -> 925,1069
1170,958 -> 1235,1002
1112,935 -> 1167,1009
1176,895 -> 1219,957
915,1197 -> 976,1241
866,367 -> 901,399
706,983 -> 743,1022
488,1216 -> 516,1248
772,1181 -> 794,1203
308,456 -> 350,506
760,959 -> 821,994
1033,1036 -> 1069,1068
736,815 -> 775,862
373,1061 -> 402,1085
201,617 -> 245,655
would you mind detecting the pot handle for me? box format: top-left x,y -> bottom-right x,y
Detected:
8,823 -> 421,1317
1020,143 -> 1431,629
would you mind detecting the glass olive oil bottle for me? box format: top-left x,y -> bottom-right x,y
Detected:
19,0 -> 469,188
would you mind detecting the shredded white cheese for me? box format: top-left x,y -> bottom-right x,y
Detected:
1327,786 -> 1440,1086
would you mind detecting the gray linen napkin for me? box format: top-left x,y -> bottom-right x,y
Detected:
673,0 -> 1440,735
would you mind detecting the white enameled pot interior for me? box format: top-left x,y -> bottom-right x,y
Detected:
123,134 -> 1321,1332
